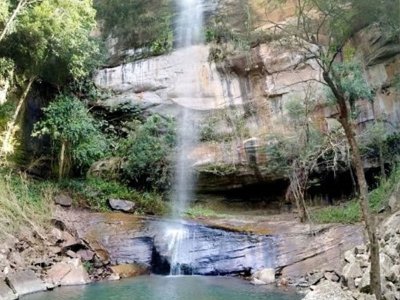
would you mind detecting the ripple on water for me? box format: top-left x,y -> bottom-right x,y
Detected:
21,276 -> 301,300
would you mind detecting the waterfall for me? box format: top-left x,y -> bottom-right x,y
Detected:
167,0 -> 204,275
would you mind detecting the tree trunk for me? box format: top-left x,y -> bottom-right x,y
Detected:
288,162 -> 308,223
378,141 -> 386,180
0,77 -> 35,158
323,71 -> 381,299
59,140 -> 66,181
338,104 -> 382,300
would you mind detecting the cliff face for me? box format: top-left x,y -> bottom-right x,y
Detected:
94,0 -> 400,192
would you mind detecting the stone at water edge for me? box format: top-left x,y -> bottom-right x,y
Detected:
6,270 -> 47,296
251,268 -> 275,285
46,258 -> 90,286
0,281 -> 17,300
110,264 -> 149,278
302,280 -> 353,300
108,199 -> 136,213
54,194 -> 73,207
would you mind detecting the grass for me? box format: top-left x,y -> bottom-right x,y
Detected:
59,177 -> 168,215
312,166 -> 400,224
185,205 -> 222,218
311,201 -> 361,224
0,169 -> 54,241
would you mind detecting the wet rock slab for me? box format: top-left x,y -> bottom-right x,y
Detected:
55,208 -> 364,279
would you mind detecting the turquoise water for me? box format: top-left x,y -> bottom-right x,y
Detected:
22,276 -> 301,300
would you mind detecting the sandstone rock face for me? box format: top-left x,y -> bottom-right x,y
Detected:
6,270 -> 46,296
95,45 -> 244,114
93,0 -> 400,191
108,199 -> 136,213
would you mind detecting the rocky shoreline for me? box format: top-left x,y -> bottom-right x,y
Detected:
302,211 -> 400,300
0,198 -> 368,299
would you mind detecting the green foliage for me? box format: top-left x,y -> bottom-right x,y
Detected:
94,0 -> 174,57
0,1 -> 9,25
83,261 -> 94,274
60,177 -> 167,214
333,62 -> 374,105
120,115 -> 176,191
0,101 -> 14,132
0,0 -> 101,84
33,94 -> 109,174
369,166 -> 400,212
0,57 -> 13,78
197,163 -> 237,176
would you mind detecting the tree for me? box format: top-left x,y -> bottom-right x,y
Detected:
33,95 -> 108,180
264,0 -> 400,298
0,0 -> 39,44
267,86 -> 348,222
0,0 -> 101,158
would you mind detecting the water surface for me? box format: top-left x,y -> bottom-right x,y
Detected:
22,276 -> 301,300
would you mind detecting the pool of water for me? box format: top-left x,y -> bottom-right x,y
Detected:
22,276 -> 301,300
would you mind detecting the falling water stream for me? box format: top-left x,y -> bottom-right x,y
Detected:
166,0 -> 204,275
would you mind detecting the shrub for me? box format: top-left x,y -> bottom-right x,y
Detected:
120,115 -> 175,191
33,94 -> 110,177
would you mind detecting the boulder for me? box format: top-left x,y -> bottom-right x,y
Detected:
344,250 -> 356,263
6,270 -> 46,296
108,199 -> 135,213
110,264 -> 149,278
54,194 -> 73,207
302,281 -> 353,300
324,271 -> 340,283
380,253 -> 394,276
359,267 -> 371,293
386,265 -> 400,283
0,281 -> 17,300
307,271 -> 324,286
76,249 -> 95,262
251,268 -> 275,285
342,261 -> 363,286
47,259 -> 90,286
